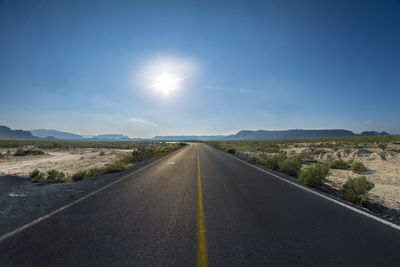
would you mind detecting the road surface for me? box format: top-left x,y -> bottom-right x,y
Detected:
1,143 -> 400,266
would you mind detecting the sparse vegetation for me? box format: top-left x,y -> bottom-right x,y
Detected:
226,148 -> 236,154
87,168 -> 102,178
206,135 -> 400,153
0,139 -> 185,150
29,169 -> 45,183
342,176 -> 374,205
30,169 -> 66,183
1,141 -> 186,183
298,164 -> 330,188
263,153 -> 287,171
247,155 -> 262,164
72,170 -> 88,182
330,159 -> 351,169
14,148 -> 44,156
378,143 -> 388,150
278,156 -> 302,177
103,162 -> 130,174
351,161 -> 367,174
46,169 -> 66,183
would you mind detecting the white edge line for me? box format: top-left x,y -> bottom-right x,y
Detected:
0,147 -> 186,243
225,151 -> 400,231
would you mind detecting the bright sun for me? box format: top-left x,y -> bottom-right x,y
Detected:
141,56 -> 196,97
148,72 -> 184,95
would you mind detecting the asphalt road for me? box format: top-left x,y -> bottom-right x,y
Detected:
1,143 -> 400,266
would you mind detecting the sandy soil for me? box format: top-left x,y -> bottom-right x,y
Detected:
281,143 -> 400,210
0,148 -> 132,178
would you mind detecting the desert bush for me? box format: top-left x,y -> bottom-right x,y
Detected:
344,147 -> 352,154
298,164 -> 330,188
264,153 -> 287,170
103,162 -> 129,174
330,159 -> 350,169
14,148 -> 28,156
14,148 -> 44,156
310,149 -> 328,156
31,150 -> 44,155
226,148 -> 236,154
46,169 -> 66,183
378,143 -> 388,150
278,156 -> 302,177
72,170 -> 88,182
30,168 -> 45,183
99,151 -> 105,156
351,162 -> 367,174
342,176 -> 374,205
87,168 -> 102,178
247,155 -> 262,164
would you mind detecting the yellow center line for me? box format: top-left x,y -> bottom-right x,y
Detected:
197,148 -> 209,267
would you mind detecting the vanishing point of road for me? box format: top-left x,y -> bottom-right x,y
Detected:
1,143 -> 400,266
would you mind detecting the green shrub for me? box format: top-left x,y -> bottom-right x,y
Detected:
310,149 -> 328,156
103,162 -> 129,174
378,143 -> 388,150
46,169 -> 66,183
298,164 -> 330,188
264,153 -> 287,170
263,146 -> 280,153
14,148 -> 28,156
87,168 -> 102,178
30,150 -> 44,155
72,170 -> 88,182
30,169 -> 45,183
330,159 -> 350,169
247,155 -> 262,164
278,156 -> 302,177
226,148 -> 236,154
99,151 -> 105,156
351,162 -> 367,174
14,148 -> 44,156
344,148 -> 352,154
342,176 -> 374,205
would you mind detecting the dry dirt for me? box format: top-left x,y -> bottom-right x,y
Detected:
280,143 -> 400,210
0,148 -> 132,178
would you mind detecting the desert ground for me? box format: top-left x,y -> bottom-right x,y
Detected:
280,143 -> 400,210
0,148 -> 132,178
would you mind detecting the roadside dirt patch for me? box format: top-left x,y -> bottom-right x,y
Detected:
0,148 -> 132,177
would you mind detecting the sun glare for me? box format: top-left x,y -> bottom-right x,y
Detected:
148,72 -> 184,95
141,56 -> 197,97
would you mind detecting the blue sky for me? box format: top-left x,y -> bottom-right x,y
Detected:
1,0 -> 399,137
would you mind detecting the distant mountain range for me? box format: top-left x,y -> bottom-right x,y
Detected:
31,129 -> 84,140
0,125 -> 391,141
30,129 -> 133,141
0,126 -> 36,139
222,129 -> 390,140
